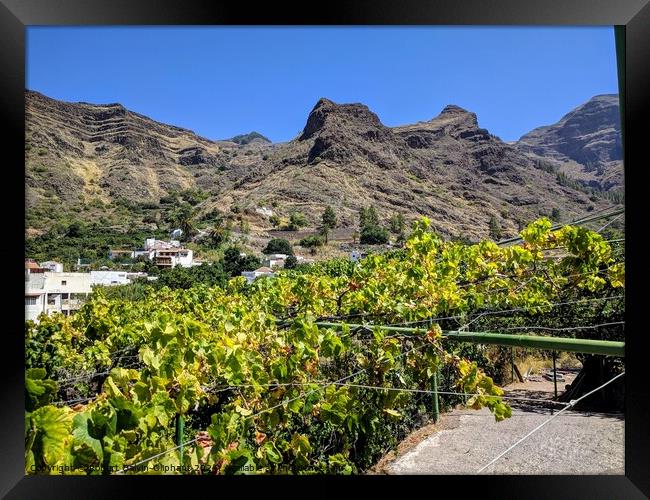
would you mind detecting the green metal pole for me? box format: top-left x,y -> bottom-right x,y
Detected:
431,370 -> 440,423
496,208 -> 624,246
315,322 -> 625,357
177,414 -> 184,464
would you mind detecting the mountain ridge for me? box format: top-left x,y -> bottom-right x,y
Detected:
25,90 -> 621,242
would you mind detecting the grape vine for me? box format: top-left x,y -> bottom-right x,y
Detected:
25,217 -> 624,474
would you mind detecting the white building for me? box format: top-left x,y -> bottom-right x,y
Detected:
350,250 -> 368,262
40,261 -> 64,272
266,253 -> 289,260
241,267 -> 275,284
108,249 -> 135,260
90,271 -> 148,286
264,258 -> 285,268
90,271 -> 130,286
262,253 -> 289,268
109,238 -> 194,268
133,249 -> 155,260
26,271 -> 92,322
153,247 -> 194,268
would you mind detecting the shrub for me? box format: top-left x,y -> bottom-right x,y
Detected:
263,238 -> 293,256
551,207 -> 561,221
299,235 -> 324,248
284,255 -> 298,269
360,226 -> 389,245
488,215 -> 502,240
287,212 -> 308,231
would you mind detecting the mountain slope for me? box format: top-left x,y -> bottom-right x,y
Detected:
515,94 -> 623,192
25,90 -> 617,241
213,98 -> 613,239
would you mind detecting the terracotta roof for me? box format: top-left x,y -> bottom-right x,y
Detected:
255,267 -> 274,273
25,260 -> 41,269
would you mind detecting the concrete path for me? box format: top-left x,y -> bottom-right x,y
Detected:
386,374 -> 625,475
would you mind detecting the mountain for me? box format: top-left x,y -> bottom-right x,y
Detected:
225,132 -> 271,145
515,94 -> 623,193
25,90 -> 618,242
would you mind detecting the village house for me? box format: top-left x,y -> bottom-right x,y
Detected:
25,260 -> 150,321
25,262 -> 92,322
263,253 -> 289,268
241,266 -> 275,284
89,270 -> 147,286
108,238 -> 194,269
350,250 -> 368,262
40,261 -> 64,272
153,247 -> 193,268
108,248 -> 135,260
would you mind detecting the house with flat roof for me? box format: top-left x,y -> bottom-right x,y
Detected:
109,238 -> 194,268
26,271 -> 92,322
40,261 -> 64,272
241,266 -> 275,284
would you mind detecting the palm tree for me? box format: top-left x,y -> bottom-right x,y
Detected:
169,204 -> 196,241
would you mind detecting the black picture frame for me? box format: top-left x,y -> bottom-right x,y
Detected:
2,1 -> 648,498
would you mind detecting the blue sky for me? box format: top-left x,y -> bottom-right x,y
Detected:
26,27 -> 619,143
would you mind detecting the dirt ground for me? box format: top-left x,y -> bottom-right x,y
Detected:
369,370 -> 625,475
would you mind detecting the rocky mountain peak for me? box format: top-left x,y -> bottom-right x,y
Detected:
515,93 -> 622,192
299,98 -> 386,141
436,104 -> 479,127
517,94 -> 621,164
226,131 -> 271,145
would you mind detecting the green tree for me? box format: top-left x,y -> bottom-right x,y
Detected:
206,223 -> 230,248
168,203 -> 196,241
489,215 -> 503,241
155,262 -> 227,290
318,225 -> 330,244
299,235 -> 324,248
389,213 -> 405,234
322,206 -> 337,229
359,206 -> 379,230
263,238 -> 294,256
223,246 -> 261,277
360,225 -> 389,245
551,207 -> 562,222
65,222 -> 86,238
269,215 -> 281,229
288,212 -> 308,231
284,255 -> 298,269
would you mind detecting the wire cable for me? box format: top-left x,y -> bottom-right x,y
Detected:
476,371 -> 625,473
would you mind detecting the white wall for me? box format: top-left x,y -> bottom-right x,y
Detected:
25,294 -> 45,322
176,250 -> 194,268
44,272 -> 92,294
90,271 -> 130,286
40,261 -> 63,272
134,249 -> 155,260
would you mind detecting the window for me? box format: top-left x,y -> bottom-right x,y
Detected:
61,280 -> 67,286
25,296 -> 37,305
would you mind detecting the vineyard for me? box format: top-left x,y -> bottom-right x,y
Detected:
24,217 -> 624,474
